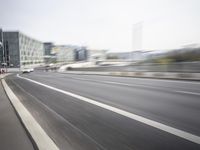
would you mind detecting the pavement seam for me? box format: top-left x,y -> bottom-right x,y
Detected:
17,74 -> 200,145
1,79 -> 60,150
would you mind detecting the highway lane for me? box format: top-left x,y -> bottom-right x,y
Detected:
19,71 -> 200,135
60,73 -> 200,94
5,71 -> 200,150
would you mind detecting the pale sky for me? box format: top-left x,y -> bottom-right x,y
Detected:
1,0 -> 200,52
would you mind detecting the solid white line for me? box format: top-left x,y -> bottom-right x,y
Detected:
2,79 -> 59,150
10,79 -> 106,150
17,74 -> 200,145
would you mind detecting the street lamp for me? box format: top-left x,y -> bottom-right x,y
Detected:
0,42 -> 3,73
0,41 -> 6,72
0,41 -> 3,62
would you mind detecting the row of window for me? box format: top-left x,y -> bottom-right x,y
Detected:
21,56 -> 43,61
19,35 -> 42,48
21,51 -> 43,57
21,61 -> 44,65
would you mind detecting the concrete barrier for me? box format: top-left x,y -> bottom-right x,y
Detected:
1,78 -> 59,150
58,70 -> 200,81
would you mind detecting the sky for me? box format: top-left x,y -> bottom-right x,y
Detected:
1,0 -> 200,52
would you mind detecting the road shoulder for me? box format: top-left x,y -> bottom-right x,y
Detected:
0,77 -> 35,150
1,77 -> 59,150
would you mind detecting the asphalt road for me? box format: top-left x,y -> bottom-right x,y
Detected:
0,81 -> 35,150
5,71 -> 200,150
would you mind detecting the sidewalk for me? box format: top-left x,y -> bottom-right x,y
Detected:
0,75 -> 34,150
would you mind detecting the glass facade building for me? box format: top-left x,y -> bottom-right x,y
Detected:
1,31 -> 44,68
52,45 -> 76,63
53,45 -> 89,63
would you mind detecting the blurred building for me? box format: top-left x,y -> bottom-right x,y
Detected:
132,22 -> 143,51
43,42 -> 56,64
0,29 -> 44,68
107,51 -> 147,61
87,49 -> 107,62
52,45 -> 76,63
75,46 -> 88,61
44,42 -> 53,55
51,45 -> 89,63
107,52 -> 131,60
130,51 -> 148,61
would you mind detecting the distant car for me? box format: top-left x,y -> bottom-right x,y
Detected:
22,68 -> 31,73
30,68 -> 34,72
45,63 -> 54,67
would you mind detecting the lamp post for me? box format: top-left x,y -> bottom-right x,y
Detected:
0,28 -> 5,64
0,41 -> 6,73
0,41 -> 3,73
0,41 -> 4,62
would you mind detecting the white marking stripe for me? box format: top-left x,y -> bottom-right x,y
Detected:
71,77 -> 200,96
75,73 -> 200,85
2,79 -> 59,150
17,74 -> 200,145
175,90 -> 200,96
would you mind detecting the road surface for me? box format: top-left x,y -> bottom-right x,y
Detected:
5,71 -> 200,150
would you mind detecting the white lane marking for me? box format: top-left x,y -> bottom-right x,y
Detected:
2,79 -> 59,150
17,74 -> 200,145
10,79 -> 106,150
175,90 -> 200,96
70,76 -> 159,89
133,77 -> 200,85
70,77 -> 200,96
79,74 -> 200,85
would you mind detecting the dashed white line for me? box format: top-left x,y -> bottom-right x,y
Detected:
70,77 -> 200,96
17,74 -> 200,144
80,74 -> 200,85
175,90 -> 200,96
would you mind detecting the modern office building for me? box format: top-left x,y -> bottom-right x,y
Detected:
51,45 -> 89,63
52,45 -> 76,63
75,46 -> 88,61
43,42 -> 56,63
0,30 -> 44,68
87,49 -> 107,62
44,42 -> 54,55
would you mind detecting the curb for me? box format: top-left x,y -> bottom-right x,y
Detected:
58,71 -> 200,81
1,79 -> 59,150
0,73 -> 10,79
